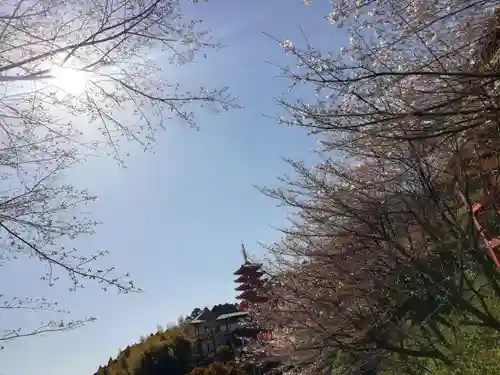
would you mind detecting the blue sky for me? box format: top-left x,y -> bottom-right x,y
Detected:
0,1 -> 346,375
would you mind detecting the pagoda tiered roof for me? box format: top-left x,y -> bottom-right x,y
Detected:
234,284 -> 254,292
233,262 -> 262,275
234,244 -> 268,303
234,271 -> 263,283
236,294 -> 268,303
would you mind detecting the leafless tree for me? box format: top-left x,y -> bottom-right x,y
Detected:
255,145 -> 499,370
0,0 -> 238,344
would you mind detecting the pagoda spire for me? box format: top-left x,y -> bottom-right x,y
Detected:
241,242 -> 248,264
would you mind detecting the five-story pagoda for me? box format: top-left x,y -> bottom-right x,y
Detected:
234,244 -> 267,310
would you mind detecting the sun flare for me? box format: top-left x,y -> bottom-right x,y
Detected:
47,65 -> 91,98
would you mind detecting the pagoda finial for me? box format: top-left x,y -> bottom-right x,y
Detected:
241,242 -> 248,263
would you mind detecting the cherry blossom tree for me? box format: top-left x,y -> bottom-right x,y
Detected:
282,0 -> 498,148
251,1 -> 500,373
0,0 -> 237,345
255,152 -> 500,373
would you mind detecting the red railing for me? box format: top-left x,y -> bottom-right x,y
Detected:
458,189 -> 500,267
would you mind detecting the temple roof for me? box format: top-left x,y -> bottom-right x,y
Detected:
190,310 -> 249,324
216,311 -> 249,321
190,309 -> 216,324
235,283 -> 253,291
233,263 -> 262,275
234,272 -> 264,282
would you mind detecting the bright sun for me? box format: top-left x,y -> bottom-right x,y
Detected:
48,65 -> 90,98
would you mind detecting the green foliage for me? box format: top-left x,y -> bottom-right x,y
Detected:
134,336 -> 194,375
190,308 -> 203,319
187,362 -> 246,375
426,328 -> 500,375
378,298 -> 500,375
123,346 -> 131,358
216,345 -> 232,363
119,357 -> 127,370
93,324 -> 193,375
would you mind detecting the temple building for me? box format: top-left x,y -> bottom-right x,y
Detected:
234,243 -> 267,309
190,244 -> 267,359
190,307 -> 250,359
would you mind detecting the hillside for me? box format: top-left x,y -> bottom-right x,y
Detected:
93,304 -> 244,375
94,322 -> 192,375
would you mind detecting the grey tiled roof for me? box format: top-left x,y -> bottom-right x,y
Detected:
191,309 -> 215,323
190,319 -> 205,324
216,311 -> 249,320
